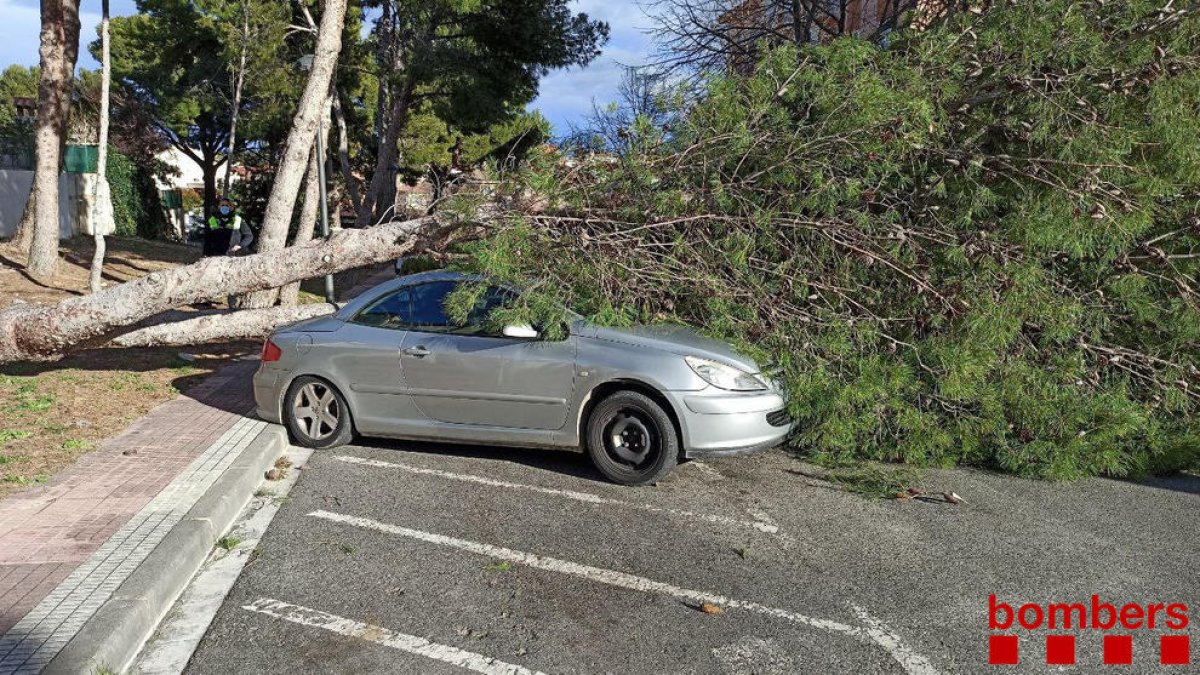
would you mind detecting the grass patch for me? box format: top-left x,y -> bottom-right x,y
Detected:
339,543 -> 356,555
483,561 -> 512,573
61,439 -> 91,450
14,394 -> 55,412
0,429 -> 32,444
3,474 -> 48,486
823,465 -> 923,499
0,455 -> 13,465
216,536 -> 241,551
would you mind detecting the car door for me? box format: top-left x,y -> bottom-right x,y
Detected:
398,281 -> 577,430
326,287 -> 421,429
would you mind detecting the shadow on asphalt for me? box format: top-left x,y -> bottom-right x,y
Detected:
1132,471 -> 1200,496
347,436 -> 615,485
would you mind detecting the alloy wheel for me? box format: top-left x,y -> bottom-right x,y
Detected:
291,382 -> 340,441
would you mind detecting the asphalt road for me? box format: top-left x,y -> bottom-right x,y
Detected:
181,440 -> 1199,674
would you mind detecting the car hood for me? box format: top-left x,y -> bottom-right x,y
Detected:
582,323 -> 759,372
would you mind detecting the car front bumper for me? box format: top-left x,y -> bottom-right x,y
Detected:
665,389 -> 793,458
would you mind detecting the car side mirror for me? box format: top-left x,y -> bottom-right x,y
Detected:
502,324 -> 539,339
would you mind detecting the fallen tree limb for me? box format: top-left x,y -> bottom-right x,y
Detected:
0,215 -> 458,363
107,303 -> 337,348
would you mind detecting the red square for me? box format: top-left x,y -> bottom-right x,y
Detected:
989,635 -> 1018,665
1046,635 -> 1076,665
1104,635 -> 1133,665
1161,635 -> 1191,665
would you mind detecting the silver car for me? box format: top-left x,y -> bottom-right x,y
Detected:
253,271 -> 792,485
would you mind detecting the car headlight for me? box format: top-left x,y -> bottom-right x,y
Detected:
684,356 -> 767,391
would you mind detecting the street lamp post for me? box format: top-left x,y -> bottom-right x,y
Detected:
314,110 -> 335,304
297,54 -> 335,304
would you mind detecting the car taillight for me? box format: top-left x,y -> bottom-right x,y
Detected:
261,338 -> 282,363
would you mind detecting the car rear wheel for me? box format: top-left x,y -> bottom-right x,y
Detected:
284,376 -> 354,449
586,391 -> 679,486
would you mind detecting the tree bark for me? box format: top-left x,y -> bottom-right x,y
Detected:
0,214 -> 457,363
108,303 -> 336,348
279,144 -> 322,306
243,0 -> 346,309
89,0 -> 113,294
363,80 -> 413,225
27,0 -> 82,279
331,90 -> 363,222
223,0 -> 249,194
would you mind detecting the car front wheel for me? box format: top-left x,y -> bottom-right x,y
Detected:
284,376 -> 354,449
586,391 -> 679,486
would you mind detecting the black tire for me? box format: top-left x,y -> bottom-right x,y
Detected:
283,376 -> 354,449
585,391 -> 679,486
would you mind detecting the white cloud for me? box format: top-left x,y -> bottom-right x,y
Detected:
0,0 -> 123,71
528,0 -> 657,135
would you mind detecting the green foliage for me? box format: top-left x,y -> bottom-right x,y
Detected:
107,148 -> 169,238
398,107 -> 551,177
471,0 -> 1200,480
0,65 -> 37,130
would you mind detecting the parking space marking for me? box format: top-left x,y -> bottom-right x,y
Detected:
307,509 -> 940,675
333,455 -> 780,535
243,597 -> 548,675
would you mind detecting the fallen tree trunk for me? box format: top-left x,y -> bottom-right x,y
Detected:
108,303 -> 336,348
0,215 -> 457,363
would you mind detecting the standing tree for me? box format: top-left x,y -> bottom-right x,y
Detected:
359,0 -> 609,224
107,0 -> 291,218
88,0 -> 115,293
647,0 -> 943,75
24,0 -> 82,279
242,0 -> 346,309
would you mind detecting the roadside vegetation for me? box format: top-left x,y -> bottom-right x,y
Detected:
1,0 -> 1196,488
462,0 -> 1200,480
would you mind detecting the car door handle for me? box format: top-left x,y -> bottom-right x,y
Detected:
402,345 -> 430,357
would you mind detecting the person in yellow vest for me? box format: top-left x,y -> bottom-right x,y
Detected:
201,196 -> 254,308
202,196 -> 254,257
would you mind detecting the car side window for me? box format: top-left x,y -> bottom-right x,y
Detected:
352,289 -> 411,329
462,286 -> 518,336
407,281 -> 458,331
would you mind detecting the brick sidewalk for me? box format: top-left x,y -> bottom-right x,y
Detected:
0,262 -> 394,658
0,360 -> 258,636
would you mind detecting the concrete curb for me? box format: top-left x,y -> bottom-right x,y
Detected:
43,424 -> 287,675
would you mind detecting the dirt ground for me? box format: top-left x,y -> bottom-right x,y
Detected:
0,236 -> 393,497
0,237 -> 261,497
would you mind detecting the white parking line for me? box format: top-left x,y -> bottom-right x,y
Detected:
307,509 -> 940,675
333,454 -> 780,535
243,597 -> 548,675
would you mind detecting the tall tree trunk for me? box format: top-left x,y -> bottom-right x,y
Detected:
279,145 -> 322,306
373,0 -> 393,144
223,1 -> 249,194
14,189 -> 36,252
88,0 -> 112,294
0,214 -> 459,363
364,80 -> 413,225
331,90 -> 363,223
243,0 -> 346,309
109,303 -> 337,348
27,0 -> 82,279
201,154 -> 219,221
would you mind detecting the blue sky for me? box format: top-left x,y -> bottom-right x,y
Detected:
0,0 -> 653,134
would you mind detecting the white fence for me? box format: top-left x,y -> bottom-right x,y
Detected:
0,170 -> 100,240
